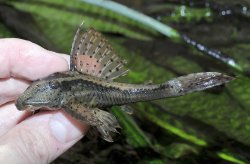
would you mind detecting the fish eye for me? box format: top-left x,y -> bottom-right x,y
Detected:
49,81 -> 60,89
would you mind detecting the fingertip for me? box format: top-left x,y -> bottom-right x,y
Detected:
0,38 -> 70,80
0,102 -> 30,136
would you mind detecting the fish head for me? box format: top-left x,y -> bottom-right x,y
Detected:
15,79 -> 63,111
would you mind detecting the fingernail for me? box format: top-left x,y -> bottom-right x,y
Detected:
49,112 -> 84,143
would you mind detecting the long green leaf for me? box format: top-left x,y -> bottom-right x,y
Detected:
80,0 -> 181,40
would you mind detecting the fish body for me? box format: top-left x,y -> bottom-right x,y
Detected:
16,71 -> 232,110
15,23 -> 234,142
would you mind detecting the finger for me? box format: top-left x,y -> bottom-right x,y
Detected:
0,38 -> 70,80
0,102 -> 30,136
0,110 -> 88,163
0,78 -> 30,105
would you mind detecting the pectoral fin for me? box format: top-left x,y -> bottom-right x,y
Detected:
95,109 -> 121,142
64,104 -> 120,142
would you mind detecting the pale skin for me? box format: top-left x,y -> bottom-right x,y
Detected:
0,38 -> 89,163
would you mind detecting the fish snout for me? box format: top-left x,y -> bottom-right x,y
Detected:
15,97 -> 33,111
15,97 -> 26,110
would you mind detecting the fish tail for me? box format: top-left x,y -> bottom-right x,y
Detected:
124,72 -> 234,103
165,72 -> 234,96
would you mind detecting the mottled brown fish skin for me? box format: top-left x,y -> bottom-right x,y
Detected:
16,72 -> 233,112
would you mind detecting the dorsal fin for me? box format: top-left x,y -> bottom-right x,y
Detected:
70,23 -> 129,80
70,22 -> 84,71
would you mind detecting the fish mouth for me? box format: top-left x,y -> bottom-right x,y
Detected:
23,105 -> 40,112
24,105 -> 60,112
25,101 -> 50,106
21,101 -> 50,111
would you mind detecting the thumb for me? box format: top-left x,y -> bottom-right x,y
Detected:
0,111 -> 88,164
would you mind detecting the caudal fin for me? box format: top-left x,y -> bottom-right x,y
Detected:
168,72 -> 234,96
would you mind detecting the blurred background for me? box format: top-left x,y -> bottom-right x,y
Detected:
1,0 -> 250,163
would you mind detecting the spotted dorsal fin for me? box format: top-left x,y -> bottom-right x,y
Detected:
70,23 -> 129,80
70,22 -> 85,71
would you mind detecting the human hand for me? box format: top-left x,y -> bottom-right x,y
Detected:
0,38 -> 88,163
